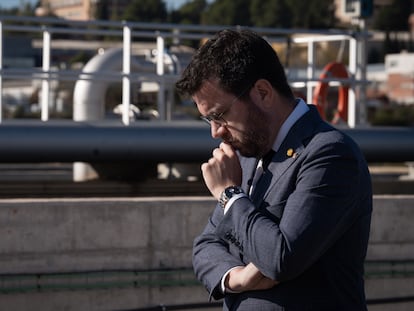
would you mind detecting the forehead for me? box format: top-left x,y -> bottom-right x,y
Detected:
193,80 -> 229,110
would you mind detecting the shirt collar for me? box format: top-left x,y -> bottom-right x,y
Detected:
272,98 -> 309,152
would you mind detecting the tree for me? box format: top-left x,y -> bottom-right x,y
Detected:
202,0 -> 251,26
122,0 -> 167,23
286,0 -> 336,29
95,0 -> 110,20
170,0 -> 208,24
199,0 -> 336,29
373,0 -> 413,31
250,0 -> 292,28
373,0 -> 414,55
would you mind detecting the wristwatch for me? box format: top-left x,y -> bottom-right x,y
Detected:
219,186 -> 244,209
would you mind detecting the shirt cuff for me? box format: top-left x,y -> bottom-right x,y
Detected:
221,266 -> 244,294
223,193 -> 248,214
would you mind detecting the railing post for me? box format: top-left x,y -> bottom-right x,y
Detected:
357,19 -> 368,126
156,33 -> 166,121
0,20 -> 3,124
41,27 -> 51,122
306,40 -> 316,103
122,22 -> 131,125
172,28 -> 180,46
348,36 -> 357,128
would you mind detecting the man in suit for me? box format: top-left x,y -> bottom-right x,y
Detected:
175,29 -> 372,310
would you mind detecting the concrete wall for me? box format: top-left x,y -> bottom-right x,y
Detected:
365,195 -> 414,311
0,195 -> 412,310
0,197 -> 208,274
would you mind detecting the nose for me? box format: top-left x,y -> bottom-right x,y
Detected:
210,121 -> 222,139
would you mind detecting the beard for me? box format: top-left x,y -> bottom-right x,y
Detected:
226,102 -> 270,158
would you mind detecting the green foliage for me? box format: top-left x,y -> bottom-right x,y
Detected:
95,0 -> 110,21
285,0 -> 336,29
170,0 -> 208,24
250,0 -> 292,28
122,0 -> 167,23
97,0 -> 337,28
202,0 -> 251,26
370,0 -> 414,55
373,0 -> 414,31
199,0 -> 336,28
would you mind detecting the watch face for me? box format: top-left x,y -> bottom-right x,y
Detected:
220,186 -> 244,209
225,186 -> 243,197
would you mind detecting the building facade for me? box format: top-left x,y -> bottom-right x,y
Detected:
37,0 -> 129,21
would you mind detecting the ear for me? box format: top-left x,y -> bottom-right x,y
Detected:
251,79 -> 274,109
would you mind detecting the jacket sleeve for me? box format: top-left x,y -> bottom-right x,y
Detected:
192,202 -> 246,300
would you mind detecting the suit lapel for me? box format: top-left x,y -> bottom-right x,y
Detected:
251,144 -> 302,205
252,105 -> 325,206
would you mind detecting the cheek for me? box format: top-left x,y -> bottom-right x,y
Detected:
244,108 -> 270,144
246,103 -> 266,128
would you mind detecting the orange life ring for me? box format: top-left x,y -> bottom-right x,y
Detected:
312,62 -> 349,124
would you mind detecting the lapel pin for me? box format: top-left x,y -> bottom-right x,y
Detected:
287,148 -> 299,158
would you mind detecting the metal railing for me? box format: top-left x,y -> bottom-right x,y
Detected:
0,15 -> 368,127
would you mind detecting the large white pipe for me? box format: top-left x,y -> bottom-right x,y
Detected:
73,48 -> 154,122
72,47 -> 184,180
73,48 -> 155,181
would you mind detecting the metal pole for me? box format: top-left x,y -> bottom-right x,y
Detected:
306,40 -> 316,103
357,19 -> 368,125
156,34 -> 165,120
348,36 -> 357,128
172,28 -> 180,46
41,27 -> 51,121
122,22 -> 131,125
0,21 -> 3,124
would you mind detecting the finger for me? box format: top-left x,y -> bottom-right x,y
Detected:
220,142 -> 235,154
212,147 -> 225,160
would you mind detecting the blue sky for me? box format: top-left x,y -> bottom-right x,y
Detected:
0,0 -> 191,10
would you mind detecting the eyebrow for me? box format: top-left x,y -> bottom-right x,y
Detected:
194,99 -> 222,115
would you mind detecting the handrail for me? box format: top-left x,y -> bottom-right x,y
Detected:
0,15 -> 367,126
0,15 -> 357,37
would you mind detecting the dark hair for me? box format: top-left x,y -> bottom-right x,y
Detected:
175,29 -> 294,100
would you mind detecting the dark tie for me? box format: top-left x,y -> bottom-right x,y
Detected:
262,149 -> 275,171
249,149 -> 275,198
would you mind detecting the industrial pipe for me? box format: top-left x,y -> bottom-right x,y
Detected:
0,120 -> 413,163
0,120 -> 216,163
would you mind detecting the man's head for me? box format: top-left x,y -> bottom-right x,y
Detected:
176,29 -> 293,100
176,29 -> 296,158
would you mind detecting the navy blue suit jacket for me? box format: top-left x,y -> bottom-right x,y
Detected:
193,105 -> 372,310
